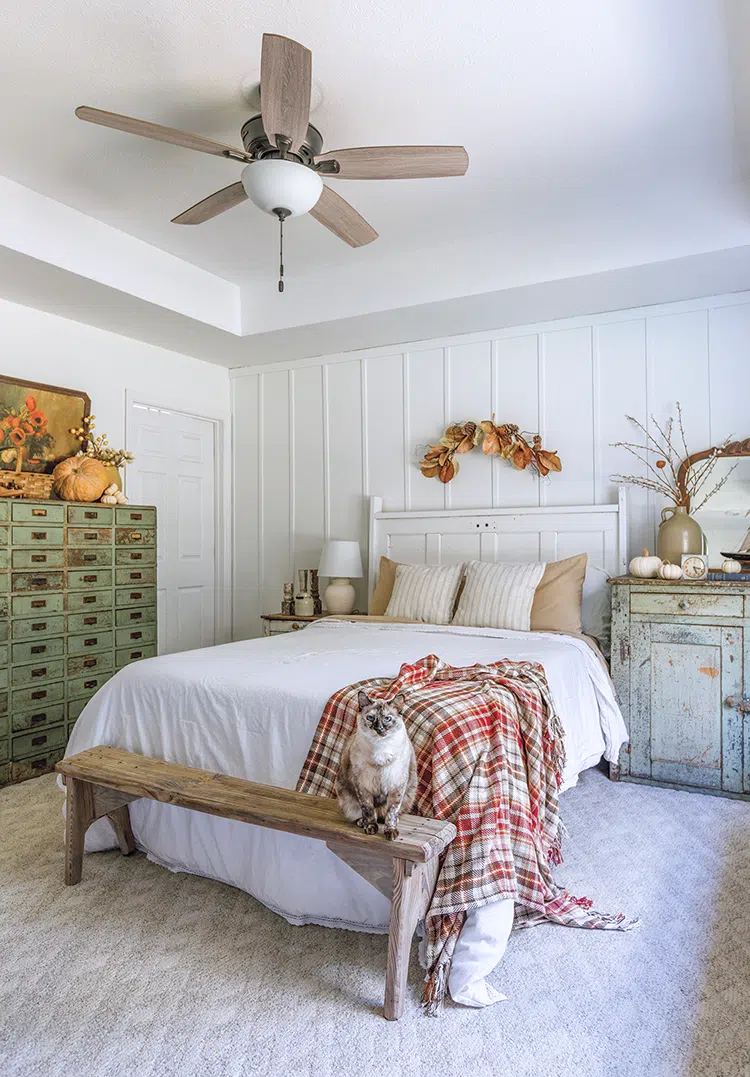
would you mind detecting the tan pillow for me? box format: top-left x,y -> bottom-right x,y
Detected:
530,553 -> 588,635
370,556 -> 400,615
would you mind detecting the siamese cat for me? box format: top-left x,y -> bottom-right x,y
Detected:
336,691 -> 417,840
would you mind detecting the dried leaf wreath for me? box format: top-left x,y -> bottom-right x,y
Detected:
420,419 -> 562,484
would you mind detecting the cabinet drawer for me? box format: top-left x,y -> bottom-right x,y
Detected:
67,504 -> 114,525
68,630 -> 113,656
67,610 -> 113,633
12,502 -> 65,523
12,614 -> 65,640
0,574 -> 8,593
630,592 -> 744,618
12,637 -> 65,665
114,547 -> 155,566
0,502 -> 8,521
116,507 -> 156,528
0,668 -> 7,690
12,659 -> 65,687
115,527 -> 155,547
12,702 -> 65,734
10,747 -> 65,783
0,738 -> 8,765
115,605 -> 156,627
12,547 -> 64,569
13,724 -> 66,760
0,525 -> 8,544
66,547 -> 113,568
0,597 -> 8,620
11,592 -> 64,617
67,652 -> 113,677
0,713 -> 7,740
114,566 -> 156,586
0,643 -> 7,667
11,525 -> 64,546
68,671 -> 113,700
115,624 -> 157,648
0,690 -> 7,715
0,622 -> 6,644
67,527 -> 112,546
67,568 -> 113,590
12,571 -> 64,593
116,586 -> 156,609
116,644 -> 156,667
0,549 -> 8,571
67,697 -> 90,723
12,681 -> 65,711
67,590 -> 113,614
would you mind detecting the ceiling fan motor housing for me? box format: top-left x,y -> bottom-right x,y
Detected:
240,115 -> 323,165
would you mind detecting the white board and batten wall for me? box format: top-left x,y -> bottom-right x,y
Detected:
232,291 -> 750,639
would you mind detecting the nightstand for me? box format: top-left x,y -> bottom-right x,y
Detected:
261,614 -> 329,636
609,576 -> 749,799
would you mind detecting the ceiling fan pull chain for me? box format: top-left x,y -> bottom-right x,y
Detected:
278,212 -> 285,293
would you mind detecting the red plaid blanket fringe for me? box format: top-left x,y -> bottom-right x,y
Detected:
297,654 -> 636,1014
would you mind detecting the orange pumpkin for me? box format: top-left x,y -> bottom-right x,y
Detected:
52,456 -> 110,502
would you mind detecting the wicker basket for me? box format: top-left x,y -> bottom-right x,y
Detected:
0,468 -> 55,499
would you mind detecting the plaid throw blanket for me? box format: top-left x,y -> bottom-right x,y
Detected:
297,654 -> 636,1013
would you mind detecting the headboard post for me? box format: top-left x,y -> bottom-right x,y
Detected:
617,486 -> 628,573
367,496 -> 383,607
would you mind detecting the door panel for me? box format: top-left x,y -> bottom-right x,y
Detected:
127,404 -> 217,655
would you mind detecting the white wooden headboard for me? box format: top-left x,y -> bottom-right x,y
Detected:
367,489 -> 627,603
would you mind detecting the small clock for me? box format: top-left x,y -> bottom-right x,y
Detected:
681,553 -> 708,581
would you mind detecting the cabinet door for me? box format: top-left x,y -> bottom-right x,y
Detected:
630,622 -> 743,791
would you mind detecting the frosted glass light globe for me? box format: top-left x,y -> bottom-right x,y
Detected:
241,159 -> 323,217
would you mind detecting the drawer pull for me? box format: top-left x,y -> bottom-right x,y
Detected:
30,576 -> 47,586
131,513 -> 143,520
130,651 -> 143,659
129,572 -> 142,580
84,532 -> 97,540
84,638 -> 98,647
678,599 -> 689,610
291,623 -> 301,630
30,712 -> 47,726
31,735 -> 47,747
84,554 -> 96,562
31,509 -> 47,517
31,758 -> 48,770
31,532 -> 47,541
130,611 -> 143,621
31,667 -> 47,678
130,592 -> 142,600
131,552 -> 143,561
30,645 -> 46,655
83,658 -> 96,669
31,622 -> 46,631
31,689 -> 47,700
84,511 -> 97,519
130,631 -> 143,640
83,616 -> 97,625
31,600 -> 46,609
83,575 -> 97,583
31,554 -> 46,563
83,596 -> 96,605
725,696 -> 750,713
83,679 -> 97,690
129,532 -> 143,542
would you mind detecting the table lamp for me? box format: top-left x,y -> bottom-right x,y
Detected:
318,539 -> 363,614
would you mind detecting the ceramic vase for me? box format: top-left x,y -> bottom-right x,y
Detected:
657,505 -> 705,564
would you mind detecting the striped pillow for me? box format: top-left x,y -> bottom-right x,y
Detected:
452,560 -> 546,631
385,563 -> 464,625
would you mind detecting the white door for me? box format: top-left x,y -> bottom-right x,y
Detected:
127,403 -> 217,655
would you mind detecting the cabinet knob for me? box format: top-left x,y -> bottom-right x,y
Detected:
678,599 -> 689,610
291,622 -> 301,630
725,696 -> 750,713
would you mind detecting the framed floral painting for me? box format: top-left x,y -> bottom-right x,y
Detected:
0,375 -> 90,475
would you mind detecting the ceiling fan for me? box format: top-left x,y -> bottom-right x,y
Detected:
75,33 -> 469,289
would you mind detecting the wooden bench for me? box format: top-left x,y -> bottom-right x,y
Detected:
56,747 -> 456,1020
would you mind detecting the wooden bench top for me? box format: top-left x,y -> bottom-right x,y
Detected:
57,747 -> 456,864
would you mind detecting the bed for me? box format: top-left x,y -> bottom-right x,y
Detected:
63,494 -> 629,1007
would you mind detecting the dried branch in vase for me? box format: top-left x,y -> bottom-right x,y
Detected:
420,418 -> 561,485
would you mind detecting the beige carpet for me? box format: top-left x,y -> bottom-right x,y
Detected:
0,767 -> 748,1077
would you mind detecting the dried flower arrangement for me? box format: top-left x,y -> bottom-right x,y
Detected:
420,418 -> 562,484
69,415 -> 135,469
611,403 -> 736,511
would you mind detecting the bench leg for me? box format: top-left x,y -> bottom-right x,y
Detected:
108,805 -> 136,856
384,859 -> 439,1020
65,777 -> 95,886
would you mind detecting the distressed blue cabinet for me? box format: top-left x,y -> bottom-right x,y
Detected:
610,578 -> 748,799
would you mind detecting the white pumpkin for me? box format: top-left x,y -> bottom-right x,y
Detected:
629,548 -> 663,578
658,560 -> 683,581
100,493 -> 118,505
722,558 -> 742,574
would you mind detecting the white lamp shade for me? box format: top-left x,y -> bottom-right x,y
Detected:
241,159 -> 323,218
318,540 -> 363,579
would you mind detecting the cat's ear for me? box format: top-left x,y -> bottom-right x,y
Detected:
357,690 -> 372,710
392,693 -> 406,711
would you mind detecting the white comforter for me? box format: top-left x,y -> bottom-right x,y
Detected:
64,620 -> 627,1003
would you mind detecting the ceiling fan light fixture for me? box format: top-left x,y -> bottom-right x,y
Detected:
241,159 -> 323,217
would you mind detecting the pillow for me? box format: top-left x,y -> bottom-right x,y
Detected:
385,563 -> 464,624
530,553 -> 588,635
370,556 -> 400,615
452,560 -> 545,631
582,565 -> 611,655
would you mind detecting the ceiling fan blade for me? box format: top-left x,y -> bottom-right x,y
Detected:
260,34 -> 312,153
171,182 -> 248,225
315,145 -> 469,180
309,185 -> 378,248
75,106 -> 250,160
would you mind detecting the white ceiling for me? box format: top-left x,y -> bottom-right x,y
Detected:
0,0 -> 749,352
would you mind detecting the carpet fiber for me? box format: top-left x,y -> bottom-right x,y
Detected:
0,767 -> 748,1077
